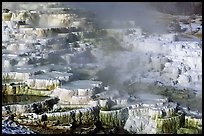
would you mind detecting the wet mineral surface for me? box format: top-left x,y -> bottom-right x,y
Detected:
2,2 -> 202,134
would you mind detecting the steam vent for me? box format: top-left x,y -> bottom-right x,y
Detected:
2,2 -> 202,134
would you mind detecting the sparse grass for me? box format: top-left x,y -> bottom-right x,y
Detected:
192,33 -> 202,39
185,32 -> 202,40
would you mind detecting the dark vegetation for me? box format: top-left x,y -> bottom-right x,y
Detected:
151,2 -> 202,15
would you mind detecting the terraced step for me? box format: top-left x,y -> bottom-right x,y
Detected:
2,97 -> 59,115
2,72 -> 30,83
25,75 -> 60,90
50,80 -> 103,104
2,2 -> 202,134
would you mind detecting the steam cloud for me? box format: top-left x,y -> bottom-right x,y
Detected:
63,2 -> 169,93
1,2 -> 184,95
64,2 -> 168,33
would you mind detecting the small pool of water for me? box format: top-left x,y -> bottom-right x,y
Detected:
62,80 -> 102,90
124,82 -> 202,113
2,95 -> 50,106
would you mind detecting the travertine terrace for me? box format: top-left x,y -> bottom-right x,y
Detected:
2,2 -> 202,134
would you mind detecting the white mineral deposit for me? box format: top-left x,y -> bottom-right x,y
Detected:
2,2 -> 202,134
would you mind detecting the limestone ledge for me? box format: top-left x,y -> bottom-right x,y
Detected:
100,107 -> 129,127
2,6 -> 202,134
50,80 -> 103,104
177,127 -> 202,134
120,30 -> 202,93
2,79 -> 103,105
25,78 -> 60,90
2,93 -> 202,134
47,71 -> 73,83
2,10 -> 86,30
184,116 -> 202,128
13,106 -> 99,127
2,72 -> 30,82
2,10 -> 75,25
2,97 -> 59,115
99,101 -> 201,134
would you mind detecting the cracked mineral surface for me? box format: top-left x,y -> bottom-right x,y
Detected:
2,2 -> 202,134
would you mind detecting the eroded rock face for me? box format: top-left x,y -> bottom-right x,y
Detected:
120,28 -> 202,93
100,107 -> 129,127
2,72 -> 30,82
50,80 -> 103,104
2,97 -> 59,115
26,78 -> 60,90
